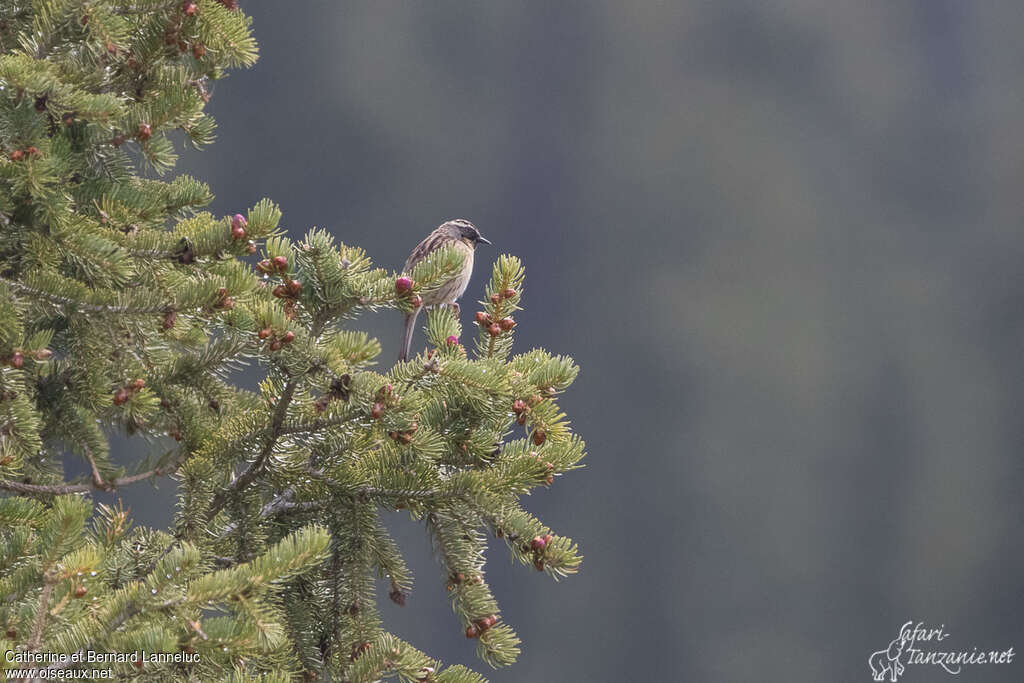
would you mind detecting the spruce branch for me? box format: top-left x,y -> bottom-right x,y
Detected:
1,277 -> 168,315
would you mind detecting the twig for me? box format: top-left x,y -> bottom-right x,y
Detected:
27,572 -> 57,651
219,489 -> 322,536
83,447 -> 109,491
0,463 -> 177,496
207,379 -> 298,518
217,473 -> 450,538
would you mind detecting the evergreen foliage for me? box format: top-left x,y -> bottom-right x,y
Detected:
0,2 -> 584,681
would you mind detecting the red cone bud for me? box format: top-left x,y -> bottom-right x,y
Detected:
257,259 -> 272,273
137,123 -> 152,140
272,284 -> 286,298
73,585 -> 87,598
474,616 -> 497,632
269,340 -> 282,351
410,295 -> 423,308
287,280 -> 302,296
232,213 -> 247,230
258,328 -> 271,340
113,388 -> 129,405
132,378 -> 145,390
490,293 -> 501,304
487,323 -> 501,337
25,146 -> 38,156
516,412 -> 527,425
532,429 -> 547,446
192,43 -> 206,59
282,331 -> 295,344
231,225 -> 246,240
446,335 -> 459,346
272,255 -> 289,271
465,625 -> 479,639
474,311 -> 489,324
371,403 -> 384,419
513,399 -> 526,413
499,317 -> 515,331
9,150 -> 22,161
395,276 -> 413,294
530,536 -> 546,551
502,288 -> 516,299
182,1 -> 197,16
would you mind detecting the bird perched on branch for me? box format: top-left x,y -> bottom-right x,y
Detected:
399,219 -> 491,361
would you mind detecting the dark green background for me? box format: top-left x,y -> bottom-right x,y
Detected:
110,2 -> 1024,680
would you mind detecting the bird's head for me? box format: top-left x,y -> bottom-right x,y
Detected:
442,219 -> 491,248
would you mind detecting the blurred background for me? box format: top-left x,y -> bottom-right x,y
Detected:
113,1 -> 1024,680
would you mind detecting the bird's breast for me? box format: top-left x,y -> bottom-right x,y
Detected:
452,243 -> 474,298
457,242 -> 474,276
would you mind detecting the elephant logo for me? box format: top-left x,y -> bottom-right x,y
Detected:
868,637 -> 906,681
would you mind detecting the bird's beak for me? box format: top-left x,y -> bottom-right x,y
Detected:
476,236 -> 492,245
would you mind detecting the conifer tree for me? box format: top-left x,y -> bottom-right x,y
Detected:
0,2 -> 584,681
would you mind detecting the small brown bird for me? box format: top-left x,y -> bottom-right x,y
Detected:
399,219 -> 491,361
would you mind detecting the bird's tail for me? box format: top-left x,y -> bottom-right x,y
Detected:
399,307 -> 421,362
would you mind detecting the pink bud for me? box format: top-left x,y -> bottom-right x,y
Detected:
446,335 -> 459,345
395,276 -> 413,294
232,213 -> 247,230
530,536 -> 546,551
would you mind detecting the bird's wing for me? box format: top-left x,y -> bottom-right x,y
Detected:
403,229 -> 450,274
